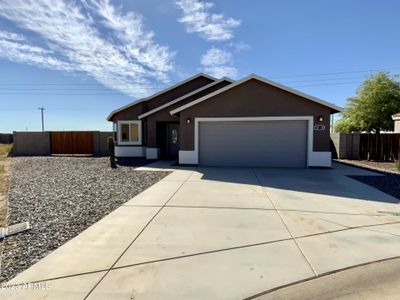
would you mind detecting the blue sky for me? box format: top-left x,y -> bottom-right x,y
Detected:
0,0 -> 399,133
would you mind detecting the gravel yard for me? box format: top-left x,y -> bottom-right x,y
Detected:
0,157 -> 169,283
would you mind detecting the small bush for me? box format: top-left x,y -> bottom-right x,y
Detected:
107,137 -> 117,168
397,151 -> 400,171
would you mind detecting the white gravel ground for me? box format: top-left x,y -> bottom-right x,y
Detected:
0,157 -> 169,282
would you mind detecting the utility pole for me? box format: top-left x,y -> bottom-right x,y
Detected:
38,107 -> 45,132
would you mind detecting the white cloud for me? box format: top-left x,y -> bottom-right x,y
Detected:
0,30 -> 25,41
200,47 -> 237,78
175,0 -> 240,41
0,38 -> 75,71
0,0 -> 175,97
229,41 -> 251,52
201,47 -> 232,66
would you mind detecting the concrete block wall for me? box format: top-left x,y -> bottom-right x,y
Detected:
93,131 -> 113,156
13,131 -> 51,156
0,133 -> 13,144
13,131 -> 113,156
330,132 -> 360,160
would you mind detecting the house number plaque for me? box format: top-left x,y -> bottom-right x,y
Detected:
313,125 -> 326,131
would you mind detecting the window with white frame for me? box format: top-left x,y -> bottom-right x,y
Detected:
118,121 -> 142,145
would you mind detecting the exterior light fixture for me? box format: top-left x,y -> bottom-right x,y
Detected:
186,118 -> 191,124
317,116 -> 324,122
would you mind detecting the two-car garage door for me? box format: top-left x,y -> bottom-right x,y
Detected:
198,120 -> 308,167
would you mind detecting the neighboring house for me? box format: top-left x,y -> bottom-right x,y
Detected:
107,73 -> 342,167
392,113 -> 400,133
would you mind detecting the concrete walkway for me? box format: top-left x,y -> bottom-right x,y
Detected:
1,162 -> 399,299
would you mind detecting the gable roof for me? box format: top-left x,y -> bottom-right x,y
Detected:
106,73 -> 217,121
392,113 -> 400,120
170,74 -> 343,115
138,77 -> 234,119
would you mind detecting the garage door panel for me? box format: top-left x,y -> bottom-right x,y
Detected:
199,121 -> 307,167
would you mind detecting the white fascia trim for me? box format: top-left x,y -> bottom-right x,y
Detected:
138,77 -> 234,119
106,73 -> 218,120
115,146 -> 145,157
117,120 -> 142,145
189,116 -> 315,167
170,74 -> 343,115
146,147 -> 160,159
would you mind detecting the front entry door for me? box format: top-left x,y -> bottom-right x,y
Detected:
166,124 -> 179,158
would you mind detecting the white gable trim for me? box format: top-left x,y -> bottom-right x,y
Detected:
170,74 -> 343,115
107,73 -> 217,121
138,78 -> 234,119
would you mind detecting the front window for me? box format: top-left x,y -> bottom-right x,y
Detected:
118,121 -> 142,145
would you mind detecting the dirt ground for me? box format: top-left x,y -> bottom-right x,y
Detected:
336,159 -> 399,174
0,158 -> 11,271
0,144 -> 12,273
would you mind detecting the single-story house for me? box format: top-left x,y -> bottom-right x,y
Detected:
107,73 -> 342,167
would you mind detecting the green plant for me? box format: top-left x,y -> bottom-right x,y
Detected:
107,137 -> 117,168
335,72 -> 400,133
397,151 -> 400,171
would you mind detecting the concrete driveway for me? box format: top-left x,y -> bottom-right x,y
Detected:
2,162 -> 400,299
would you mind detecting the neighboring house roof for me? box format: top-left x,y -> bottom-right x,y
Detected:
170,74 -> 343,115
106,73 -> 217,121
392,113 -> 400,120
138,77 -> 234,119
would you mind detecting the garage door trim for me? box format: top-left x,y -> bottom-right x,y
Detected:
194,116 -> 314,167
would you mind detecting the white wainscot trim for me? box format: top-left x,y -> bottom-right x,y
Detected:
115,146 -> 145,157
179,150 -> 198,165
309,151 -> 332,167
146,148 -> 160,159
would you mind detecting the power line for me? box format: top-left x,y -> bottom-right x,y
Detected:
0,75 -> 371,89
0,67 -> 397,86
279,75 -> 368,84
0,68 -> 397,96
269,67 -> 400,79
0,88 -> 163,91
0,93 -> 136,95
0,108 -> 109,111
0,81 -> 364,95
0,83 -> 166,86
292,81 -> 361,88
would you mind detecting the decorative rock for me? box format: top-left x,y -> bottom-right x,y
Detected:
0,157 -> 169,282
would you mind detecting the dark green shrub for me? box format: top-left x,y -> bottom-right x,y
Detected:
397,151 -> 400,171
108,137 -> 117,168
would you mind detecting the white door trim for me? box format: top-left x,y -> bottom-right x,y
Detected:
192,116 -> 314,166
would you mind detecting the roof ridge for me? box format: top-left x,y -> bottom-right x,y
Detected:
170,73 -> 343,115
106,73 -> 217,121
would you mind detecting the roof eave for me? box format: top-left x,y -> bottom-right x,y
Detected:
138,78 -> 235,119
107,72 -> 218,121
170,74 -> 343,115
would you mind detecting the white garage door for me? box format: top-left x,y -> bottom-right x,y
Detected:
198,120 -> 308,167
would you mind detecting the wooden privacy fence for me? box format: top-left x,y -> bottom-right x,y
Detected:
50,131 -> 94,154
359,133 -> 400,161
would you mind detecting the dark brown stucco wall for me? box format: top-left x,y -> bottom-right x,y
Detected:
179,79 -> 331,151
110,102 -> 145,122
146,80 -> 232,147
109,76 -> 215,147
